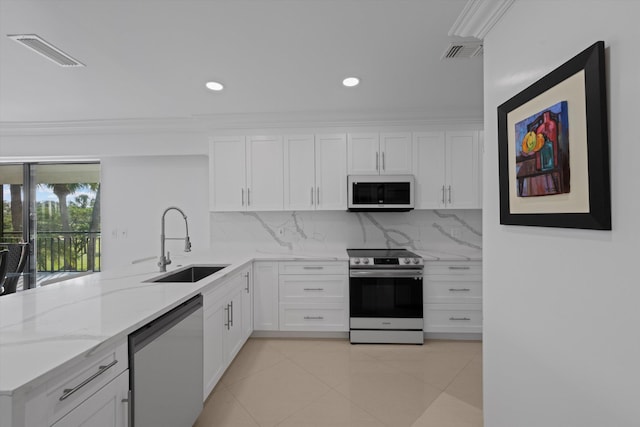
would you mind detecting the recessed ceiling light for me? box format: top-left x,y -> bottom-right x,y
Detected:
342,77 -> 360,87
205,81 -> 224,91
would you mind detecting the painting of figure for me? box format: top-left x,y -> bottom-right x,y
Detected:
514,101 -> 570,197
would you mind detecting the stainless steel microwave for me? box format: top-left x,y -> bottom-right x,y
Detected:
347,175 -> 415,212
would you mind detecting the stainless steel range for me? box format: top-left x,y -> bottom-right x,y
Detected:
347,248 -> 424,344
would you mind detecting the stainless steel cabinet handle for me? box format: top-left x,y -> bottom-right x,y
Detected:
304,316 -> 324,320
224,304 -> 230,329
442,185 -> 445,204
316,187 -> 320,205
449,288 -> 471,292
241,188 -> 244,206
448,266 -> 471,270
122,390 -> 132,427
245,272 -> 250,293
376,152 -> 379,171
448,185 -> 452,203
303,288 -> 324,291
311,187 -> 314,205
229,301 -> 234,327
449,317 -> 471,321
303,266 -> 324,270
59,359 -> 118,401
247,188 -> 251,206
382,152 -> 385,171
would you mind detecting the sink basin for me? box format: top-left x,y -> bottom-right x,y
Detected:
148,265 -> 229,283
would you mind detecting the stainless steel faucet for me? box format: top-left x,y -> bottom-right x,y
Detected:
158,206 -> 192,272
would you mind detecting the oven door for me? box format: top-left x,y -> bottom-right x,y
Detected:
349,269 -> 423,319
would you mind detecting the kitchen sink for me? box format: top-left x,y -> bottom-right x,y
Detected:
148,265 -> 229,283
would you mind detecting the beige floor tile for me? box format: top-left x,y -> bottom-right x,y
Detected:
275,389 -> 386,427
226,359 -> 331,427
334,368 -> 442,427
221,339 -> 286,385
423,339 -> 482,355
445,353 -> 483,409
264,337 -> 321,356
385,351 -> 475,390
194,383 -> 259,427
411,392 -> 483,427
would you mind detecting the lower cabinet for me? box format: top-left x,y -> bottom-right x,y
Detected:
423,261 -> 482,335
203,264 -> 252,400
51,370 -> 129,427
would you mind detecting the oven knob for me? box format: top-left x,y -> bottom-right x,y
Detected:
412,258 -> 421,264
353,258 -> 361,265
403,258 -> 410,264
363,258 -> 370,264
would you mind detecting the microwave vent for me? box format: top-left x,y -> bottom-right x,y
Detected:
7,34 -> 85,67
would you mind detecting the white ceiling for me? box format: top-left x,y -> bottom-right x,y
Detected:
0,0 -> 483,126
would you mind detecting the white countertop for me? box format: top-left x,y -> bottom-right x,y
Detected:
0,248 -> 479,396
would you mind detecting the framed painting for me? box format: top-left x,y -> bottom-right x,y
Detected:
497,41 -> 611,230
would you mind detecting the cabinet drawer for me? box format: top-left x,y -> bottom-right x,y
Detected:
279,303 -> 348,331
424,303 -> 482,333
279,261 -> 347,275
424,262 -> 481,277
279,275 -> 347,303
424,280 -> 482,304
46,341 -> 127,424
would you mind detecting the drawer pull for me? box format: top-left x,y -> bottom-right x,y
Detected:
304,316 -> 324,320
60,359 -> 118,401
303,266 -> 324,270
448,288 -> 471,292
303,288 -> 324,291
449,317 -> 471,321
448,266 -> 471,270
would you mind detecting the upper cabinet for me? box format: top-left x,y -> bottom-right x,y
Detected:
413,131 -> 481,209
347,132 -> 413,175
209,136 -> 284,212
283,134 -> 347,211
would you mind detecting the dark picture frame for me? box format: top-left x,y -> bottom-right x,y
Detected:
497,41 -> 611,230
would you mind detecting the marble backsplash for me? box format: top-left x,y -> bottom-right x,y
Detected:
209,209 -> 482,260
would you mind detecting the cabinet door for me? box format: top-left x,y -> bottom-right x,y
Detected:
347,133 -> 379,174
413,132 -> 446,209
51,371 -> 128,427
246,136 -> 284,211
253,261 -> 279,331
380,132 -> 413,175
203,298 -> 226,399
210,136 -> 246,211
316,134 -> 347,210
445,131 -> 480,209
223,283 -> 244,363
241,269 -> 253,341
284,135 -> 316,210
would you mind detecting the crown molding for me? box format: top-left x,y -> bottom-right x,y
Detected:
0,109 -> 483,136
449,0 -> 515,39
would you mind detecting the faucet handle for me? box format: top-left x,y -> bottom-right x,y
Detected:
166,251 -> 172,265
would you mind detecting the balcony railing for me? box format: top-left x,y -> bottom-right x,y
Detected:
0,231 -> 101,273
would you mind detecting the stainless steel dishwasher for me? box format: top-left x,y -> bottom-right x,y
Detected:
128,294 -> 203,427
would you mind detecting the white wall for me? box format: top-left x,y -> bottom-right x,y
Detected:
483,1 -> 640,426
101,155 -> 210,269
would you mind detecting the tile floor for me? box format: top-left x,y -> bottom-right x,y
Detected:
194,338 -> 483,427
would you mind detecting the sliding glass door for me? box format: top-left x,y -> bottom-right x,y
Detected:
0,162 -> 100,292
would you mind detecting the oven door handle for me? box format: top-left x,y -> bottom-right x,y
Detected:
349,269 -> 423,279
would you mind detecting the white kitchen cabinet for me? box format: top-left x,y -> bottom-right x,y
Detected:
278,261 -> 349,332
413,131 -> 481,209
202,266 -> 251,400
423,261 -> 482,335
209,136 -> 246,211
347,132 -> 412,175
253,261 -> 280,331
246,136 -> 284,211
210,136 -> 284,212
51,370 -> 128,427
284,134 -> 348,210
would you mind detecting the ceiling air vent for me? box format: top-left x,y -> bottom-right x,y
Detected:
7,34 -> 85,67
442,41 -> 483,59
